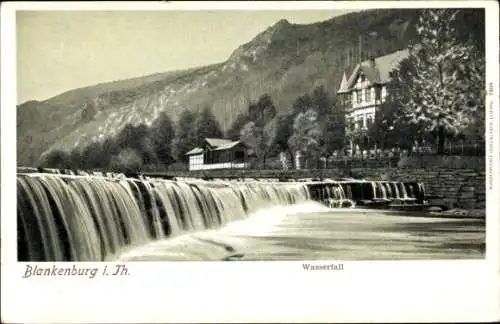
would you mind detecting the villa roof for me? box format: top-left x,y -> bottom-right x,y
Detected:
337,72 -> 349,94
338,49 -> 409,94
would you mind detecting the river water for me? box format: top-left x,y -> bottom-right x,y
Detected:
17,173 -> 485,262
116,202 -> 485,261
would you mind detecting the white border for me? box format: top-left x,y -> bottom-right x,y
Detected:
2,1 -> 499,323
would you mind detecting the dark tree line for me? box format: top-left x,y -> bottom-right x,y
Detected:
39,106 -> 224,172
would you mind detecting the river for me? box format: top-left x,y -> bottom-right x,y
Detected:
17,173 -> 485,262
116,202 -> 485,261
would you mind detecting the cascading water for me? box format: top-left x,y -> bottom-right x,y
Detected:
307,180 -> 426,209
17,173 -> 310,262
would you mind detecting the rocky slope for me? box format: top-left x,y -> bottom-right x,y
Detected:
18,9 -> 424,166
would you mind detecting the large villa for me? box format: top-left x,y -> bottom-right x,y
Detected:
337,49 -> 409,141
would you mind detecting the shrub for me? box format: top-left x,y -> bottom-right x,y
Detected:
109,149 -> 143,173
37,150 -> 72,169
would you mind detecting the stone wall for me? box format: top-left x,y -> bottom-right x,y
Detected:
364,169 -> 486,210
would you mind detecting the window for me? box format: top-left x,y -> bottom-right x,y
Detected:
356,118 -> 363,129
366,115 -> 374,128
365,88 -> 372,103
356,89 -> 362,104
375,86 -> 381,101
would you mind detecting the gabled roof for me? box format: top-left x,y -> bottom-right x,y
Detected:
185,138 -> 247,155
337,72 -> 349,94
338,49 -> 409,94
205,138 -> 234,148
372,48 -> 409,83
213,140 -> 243,151
185,147 -> 203,156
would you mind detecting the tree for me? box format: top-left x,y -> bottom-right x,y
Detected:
150,112 -> 176,166
109,148 -> 143,173
309,86 -> 345,155
38,150 -> 72,169
288,109 -> 323,165
172,109 -> 198,162
256,93 -> 277,126
321,112 -> 345,155
260,118 -> 278,165
194,106 -> 223,147
292,93 -> 313,115
367,58 -> 424,150
248,93 -> 277,127
226,112 -> 249,140
311,85 -> 332,116
115,123 -> 157,166
80,142 -> 106,169
391,9 -> 485,154
116,124 -> 147,150
272,114 -> 296,166
460,55 -> 486,143
100,137 -> 121,166
247,102 -> 260,124
240,119 -> 277,167
69,149 -> 83,169
240,121 -> 263,162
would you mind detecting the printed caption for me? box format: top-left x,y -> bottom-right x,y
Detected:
22,264 -> 130,279
302,263 -> 344,271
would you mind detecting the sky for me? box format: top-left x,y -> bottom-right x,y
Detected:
16,9 -> 358,104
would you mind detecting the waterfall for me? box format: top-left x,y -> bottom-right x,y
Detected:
392,182 -> 401,199
17,174 -> 310,262
306,179 -> 426,209
341,183 -> 353,200
379,182 -> 388,200
371,182 -> 378,199
398,182 -> 409,200
384,182 -> 393,199
312,183 -> 356,208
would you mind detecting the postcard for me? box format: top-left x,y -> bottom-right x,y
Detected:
1,1 -> 499,323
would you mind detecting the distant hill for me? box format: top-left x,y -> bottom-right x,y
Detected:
17,8 -> 483,166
